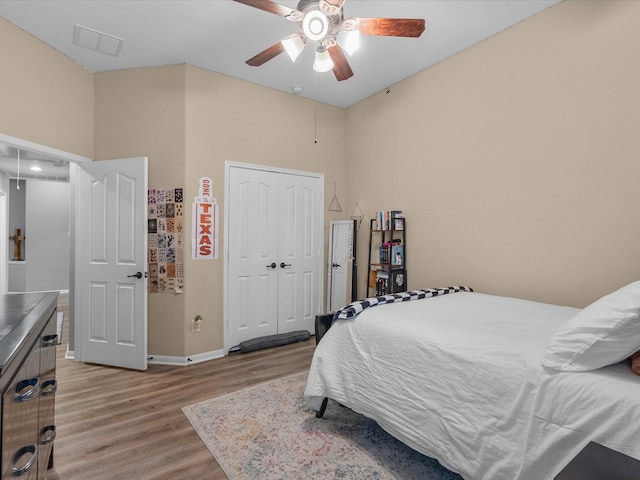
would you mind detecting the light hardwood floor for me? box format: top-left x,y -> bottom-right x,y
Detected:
48,294 -> 316,480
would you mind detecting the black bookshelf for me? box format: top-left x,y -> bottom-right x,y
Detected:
366,216 -> 406,296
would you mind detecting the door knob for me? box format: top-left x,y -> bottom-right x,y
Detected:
332,263 -> 341,268
266,262 -> 277,269
280,262 -> 292,268
127,272 -> 143,279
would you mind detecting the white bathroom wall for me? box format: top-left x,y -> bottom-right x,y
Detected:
23,179 -> 70,291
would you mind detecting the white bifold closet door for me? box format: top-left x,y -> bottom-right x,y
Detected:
226,164 -> 323,352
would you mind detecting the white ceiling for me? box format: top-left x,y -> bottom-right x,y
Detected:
0,144 -> 70,183
0,0 -> 562,180
0,0 -> 562,109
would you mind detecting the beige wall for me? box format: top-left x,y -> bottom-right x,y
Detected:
183,66 -> 346,354
0,17 -> 93,158
4,0 -> 639,358
94,65 -> 187,356
0,16 -> 93,353
94,64 -> 346,356
346,0 -> 640,308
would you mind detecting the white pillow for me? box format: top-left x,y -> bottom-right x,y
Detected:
543,281 -> 640,371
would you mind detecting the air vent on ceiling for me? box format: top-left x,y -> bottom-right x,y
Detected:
73,24 -> 124,57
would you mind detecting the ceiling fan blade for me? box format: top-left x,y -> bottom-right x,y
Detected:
356,18 -> 426,38
328,45 -> 354,81
246,41 -> 286,67
233,0 -> 302,20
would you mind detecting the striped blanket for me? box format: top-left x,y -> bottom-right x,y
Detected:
333,286 -> 473,322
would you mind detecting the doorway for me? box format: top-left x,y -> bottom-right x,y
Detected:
7,178 -> 70,292
225,162 -> 324,352
0,133 -> 91,352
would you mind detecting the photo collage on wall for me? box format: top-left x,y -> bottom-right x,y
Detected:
148,188 -> 185,293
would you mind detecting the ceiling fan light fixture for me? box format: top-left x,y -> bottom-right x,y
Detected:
313,46 -> 334,73
282,34 -> 305,62
303,11 -> 329,41
337,29 -> 360,56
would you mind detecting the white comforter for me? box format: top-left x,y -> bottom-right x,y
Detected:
304,292 -> 640,479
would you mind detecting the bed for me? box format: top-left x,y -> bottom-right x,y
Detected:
304,284 -> 640,479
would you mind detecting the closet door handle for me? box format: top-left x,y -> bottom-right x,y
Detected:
266,262 -> 277,269
280,262 -> 291,269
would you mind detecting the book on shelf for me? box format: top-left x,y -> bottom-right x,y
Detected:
391,245 -> 404,265
393,215 -> 404,231
375,210 -> 404,230
379,245 -> 389,264
380,240 -> 403,264
375,270 -> 389,296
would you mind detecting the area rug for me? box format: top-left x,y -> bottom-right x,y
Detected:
182,372 -> 462,480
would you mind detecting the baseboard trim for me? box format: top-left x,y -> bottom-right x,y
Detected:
65,349 -> 225,366
148,349 -> 225,366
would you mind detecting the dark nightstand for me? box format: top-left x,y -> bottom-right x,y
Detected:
314,313 -> 334,345
555,442 -> 640,480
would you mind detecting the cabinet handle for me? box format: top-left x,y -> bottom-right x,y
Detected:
40,425 -> 56,445
280,262 -> 292,268
14,378 -> 39,402
41,379 -> 57,396
11,445 -> 38,476
42,334 -> 58,347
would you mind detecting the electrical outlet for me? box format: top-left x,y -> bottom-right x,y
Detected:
192,314 -> 203,333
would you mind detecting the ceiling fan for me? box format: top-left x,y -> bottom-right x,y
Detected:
233,0 -> 426,81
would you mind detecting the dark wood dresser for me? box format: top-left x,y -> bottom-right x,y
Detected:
0,293 -> 58,479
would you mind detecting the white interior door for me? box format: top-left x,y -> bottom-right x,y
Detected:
327,220 -> 353,312
227,167 -> 279,349
226,163 -> 323,351
75,157 -> 148,370
277,173 -> 322,333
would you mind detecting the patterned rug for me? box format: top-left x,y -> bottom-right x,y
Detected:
182,372 -> 462,480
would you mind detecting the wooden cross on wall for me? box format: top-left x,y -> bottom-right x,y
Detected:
9,228 -> 25,261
